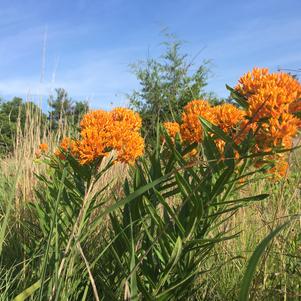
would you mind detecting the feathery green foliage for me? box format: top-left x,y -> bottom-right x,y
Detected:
129,34 -> 219,141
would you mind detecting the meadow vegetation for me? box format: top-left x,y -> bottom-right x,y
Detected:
0,39 -> 300,300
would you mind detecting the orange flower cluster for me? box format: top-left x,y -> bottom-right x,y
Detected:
235,67 -> 301,176
211,103 -> 245,153
163,68 -> 300,177
78,110 -> 112,164
212,103 -> 245,133
55,137 -> 79,160
179,100 -> 244,145
163,122 -> 180,139
56,108 -> 144,165
267,155 -> 289,178
180,100 -> 216,143
162,100 -> 245,159
109,108 -> 144,164
39,143 -> 48,153
36,143 -> 48,158
236,68 -> 301,108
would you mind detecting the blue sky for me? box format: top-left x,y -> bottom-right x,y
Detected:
0,0 -> 300,109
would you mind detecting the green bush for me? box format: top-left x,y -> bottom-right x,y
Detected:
129,35 -> 220,142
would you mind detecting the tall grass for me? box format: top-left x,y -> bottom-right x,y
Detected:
0,103 -> 300,300
1,99 -> 85,204
208,146 -> 301,300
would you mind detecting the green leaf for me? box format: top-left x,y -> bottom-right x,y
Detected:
238,221 -> 290,301
202,131 -> 221,171
154,189 -> 185,235
156,271 -> 198,300
211,193 -> 269,206
38,168 -> 67,301
0,172 -> 19,256
156,236 -> 183,295
87,173 -> 171,238
13,280 -> 41,301
210,167 -> 234,200
130,221 -> 138,301
225,84 -> 249,109
199,116 -> 236,147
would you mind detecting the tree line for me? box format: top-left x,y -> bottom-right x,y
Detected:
0,88 -> 89,154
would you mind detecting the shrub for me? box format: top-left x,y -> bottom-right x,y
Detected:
128,35 -> 219,141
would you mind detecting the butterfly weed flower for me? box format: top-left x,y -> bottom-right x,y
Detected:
57,108 -> 145,165
211,103 -> 245,134
108,107 -> 144,164
109,128 -> 144,164
255,153 -> 289,180
110,107 -> 142,131
55,137 -> 79,160
235,67 -> 301,102
211,103 -> 245,156
235,67 -> 301,177
35,143 -> 49,158
163,122 -> 180,140
78,110 -> 112,164
180,100 -> 216,143
236,67 -> 301,121
39,143 -> 48,153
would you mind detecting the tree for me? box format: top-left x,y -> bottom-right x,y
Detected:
0,97 -> 46,154
0,89 -> 89,155
48,88 -> 89,130
48,88 -> 73,130
73,100 -> 89,125
128,35 -> 219,139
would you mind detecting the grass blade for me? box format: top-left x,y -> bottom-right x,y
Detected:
238,221 -> 290,301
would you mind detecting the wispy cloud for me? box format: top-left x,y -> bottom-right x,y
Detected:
0,47 -> 141,108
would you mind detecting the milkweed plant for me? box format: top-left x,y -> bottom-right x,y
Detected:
11,68 -> 301,300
